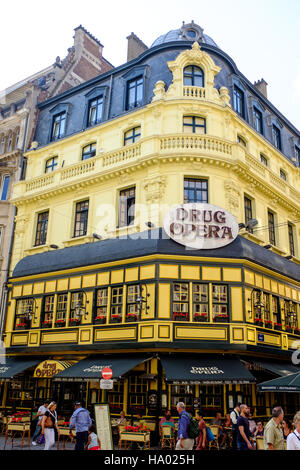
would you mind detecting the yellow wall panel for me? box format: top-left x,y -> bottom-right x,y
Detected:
263,277 -> 271,291
140,325 -> 155,339
223,268 -> 242,282
246,328 -> 256,344
158,283 -> 170,318
255,274 -> 263,289
258,333 -> 281,346
125,267 -> 139,282
202,267 -> 221,281
111,269 -> 124,284
12,285 -> 22,298
95,328 -> 136,341
231,286 -> 243,322
29,332 -> 40,346
244,270 -> 255,285
140,264 -> 155,280
97,272 -> 110,285
82,274 -> 96,288
271,280 -> 278,293
159,264 -> 178,279
45,280 -> 56,293
158,325 -> 171,339
69,276 -> 82,290
11,334 -> 28,345
175,326 -> 227,340
181,265 -> 200,280
41,331 -> 78,343
230,326 -> 244,342
57,279 -> 69,291
292,289 -> 297,301
22,284 -> 33,296
33,282 -> 44,295
79,328 -> 92,344
285,286 -> 291,299
278,283 -> 285,296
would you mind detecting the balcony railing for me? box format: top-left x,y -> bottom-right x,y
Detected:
160,135 -> 232,155
183,86 -> 206,99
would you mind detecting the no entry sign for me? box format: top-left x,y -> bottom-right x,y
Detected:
102,367 -> 113,380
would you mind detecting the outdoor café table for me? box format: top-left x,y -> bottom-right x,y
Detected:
57,427 -> 76,449
4,422 -> 31,449
119,431 -> 150,450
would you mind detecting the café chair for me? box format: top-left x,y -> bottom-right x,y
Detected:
160,425 -> 175,449
256,437 -> 264,450
209,425 -> 220,450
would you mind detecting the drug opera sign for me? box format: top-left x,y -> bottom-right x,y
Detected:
163,203 -> 239,250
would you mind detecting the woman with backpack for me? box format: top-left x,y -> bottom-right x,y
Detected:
40,401 -> 60,450
195,410 -> 208,450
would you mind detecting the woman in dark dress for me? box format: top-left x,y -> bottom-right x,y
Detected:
195,410 -> 208,450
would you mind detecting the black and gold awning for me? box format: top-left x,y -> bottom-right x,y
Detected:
0,357 -> 39,381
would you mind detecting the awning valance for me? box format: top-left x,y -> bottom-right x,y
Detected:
258,372 -> 300,392
160,355 -> 255,384
0,357 -> 39,381
54,355 -> 152,381
254,361 -> 300,377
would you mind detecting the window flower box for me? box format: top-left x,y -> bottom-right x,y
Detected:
193,313 -> 208,322
41,321 -> 53,328
264,320 -> 273,328
285,326 -> 294,333
94,316 -> 107,325
125,314 -> 139,322
254,318 -> 264,327
213,314 -> 229,323
173,312 -> 189,321
55,319 -> 66,328
15,322 -> 30,330
274,323 -> 282,331
69,318 -> 81,326
294,328 -> 300,335
110,314 -> 122,323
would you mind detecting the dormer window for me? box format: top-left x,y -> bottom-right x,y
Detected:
126,76 -> 143,110
51,112 -> 66,141
253,107 -> 263,134
272,125 -> 281,151
88,96 -> 103,127
233,86 -> 245,118
183,66 -> 204,87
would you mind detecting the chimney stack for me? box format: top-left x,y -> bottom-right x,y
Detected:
254,78 -> 268,98
127,32 -> 148,62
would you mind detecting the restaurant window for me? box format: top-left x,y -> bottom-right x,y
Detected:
171,385 -> 194,414
193,283 -> 209,322
15,298 -> 34,329
183,65 -> 204,87
0,175 -> 10,201
126,285 -> 140,322
126,76 -> 143,110
183,116 -> 206,134
69,292 -> 84,324
35,211 -> 49,246
110,286 -> 123,323
41,295 -> 54,328
233,86 -> 245,118
51,112 -> 66,141
108,381 -> 124,413
198,385 -> 223,410
284,301 -> 298,330
124,126 -> 141,146
237,135 -> 246,147
128,375 -> 147,413
45,156 -> 58,173
184,178 -> 208,203
244,196 -> 253,233
260,154 -> 268,166
173,283 -> 189,321
95,288 -> 108,323
263,293 -> 271,324
73,200 -> 89,237
288,223 -> 295,257
280,169 -> 287,181
119,187 -> 135,227
56,293 -> 68,326
253,107 -> 263,134
212,285 -> 228,322
82,143 -> 96,160
272,125 -> 281,151
271,296 -> 281,326
88,96 -> 103,126
268,210 -> 276,246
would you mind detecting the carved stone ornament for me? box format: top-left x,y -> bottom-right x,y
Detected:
152,81 -> 166,102
144,176 -> 166,202
224,179 -> 241,218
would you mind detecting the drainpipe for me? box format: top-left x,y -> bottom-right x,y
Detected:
0,111 -> 29,341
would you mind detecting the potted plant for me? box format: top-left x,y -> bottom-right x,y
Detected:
254,317 -> 264,327
126,313 -> 139,322
55,319 -> 66,328
193,312 -> 208,322
94,315 -> 107,325
285,325 -> 294,333
264,319 -> 273,329
69,317 -> 81,326
111,314 -> 122,323
213,314 -> 229,323
41,320 -> 52,328
274,322 -> 282,331
173,312 -> 189,321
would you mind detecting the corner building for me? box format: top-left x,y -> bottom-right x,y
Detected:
2,23 -> 300,423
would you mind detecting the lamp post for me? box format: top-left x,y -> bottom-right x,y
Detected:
74,291 -> 89,321
24,298 -> 38,324
136,284 -> 150,314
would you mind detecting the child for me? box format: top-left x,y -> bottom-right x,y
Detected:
86,425 -> 101,450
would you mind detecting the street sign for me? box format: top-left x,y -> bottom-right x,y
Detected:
102,367 -> 113,380
100,379 -> 114,389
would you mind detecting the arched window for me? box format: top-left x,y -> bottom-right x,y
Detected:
183,65 -> 204,87
82,143 -> 96,160
237,135 -> 247,147
45,156 -> 58,173
1,175 -> 10,201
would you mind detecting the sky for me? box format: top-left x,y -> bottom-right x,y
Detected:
1,0 -> 300,129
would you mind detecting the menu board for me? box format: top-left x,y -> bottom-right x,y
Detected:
94,404 -> 113,450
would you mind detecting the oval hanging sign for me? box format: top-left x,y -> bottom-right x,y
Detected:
163,203 -> 239,250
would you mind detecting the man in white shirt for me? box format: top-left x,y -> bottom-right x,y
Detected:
32,401 -> 49,445
230,403 -> 241,450
287,411 -> 300,450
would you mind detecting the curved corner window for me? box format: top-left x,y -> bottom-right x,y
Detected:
0,175 -> 10,201
126,76 -> 143,111
237,135 -> 247,147
183,65 -> 204,87
88,96 -> 103,127
45,157 -> 58,173
124,127 -> 141,146
183,116 -> 206,134
51,112 -> 66,141
82,143 -> 96,160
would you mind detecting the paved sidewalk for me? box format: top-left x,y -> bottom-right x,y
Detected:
0,434 -> 74,451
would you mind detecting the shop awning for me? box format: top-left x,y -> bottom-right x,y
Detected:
160,355 -> 256,384
54,355 -> 152,381
258,372 -> 300,392
254,361 -> 300,377
0,357 -> 39,381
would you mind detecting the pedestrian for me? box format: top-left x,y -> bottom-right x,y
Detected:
159,410 -> 175,428
263,406 -> 285,450
41,401 -> 60,451
85,424 -> 101,450
69,401 -> 92,451
287,411 -> 300,450
236,404 -> 254,450
175,402 -> 194,450
230,403 -> 241,450
253,420 -> 264,438
195,410 -> 207,451
32,400 -> 49,446
282,418 -> 293,440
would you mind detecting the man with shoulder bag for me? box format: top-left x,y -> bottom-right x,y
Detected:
175,402 -> 195,450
